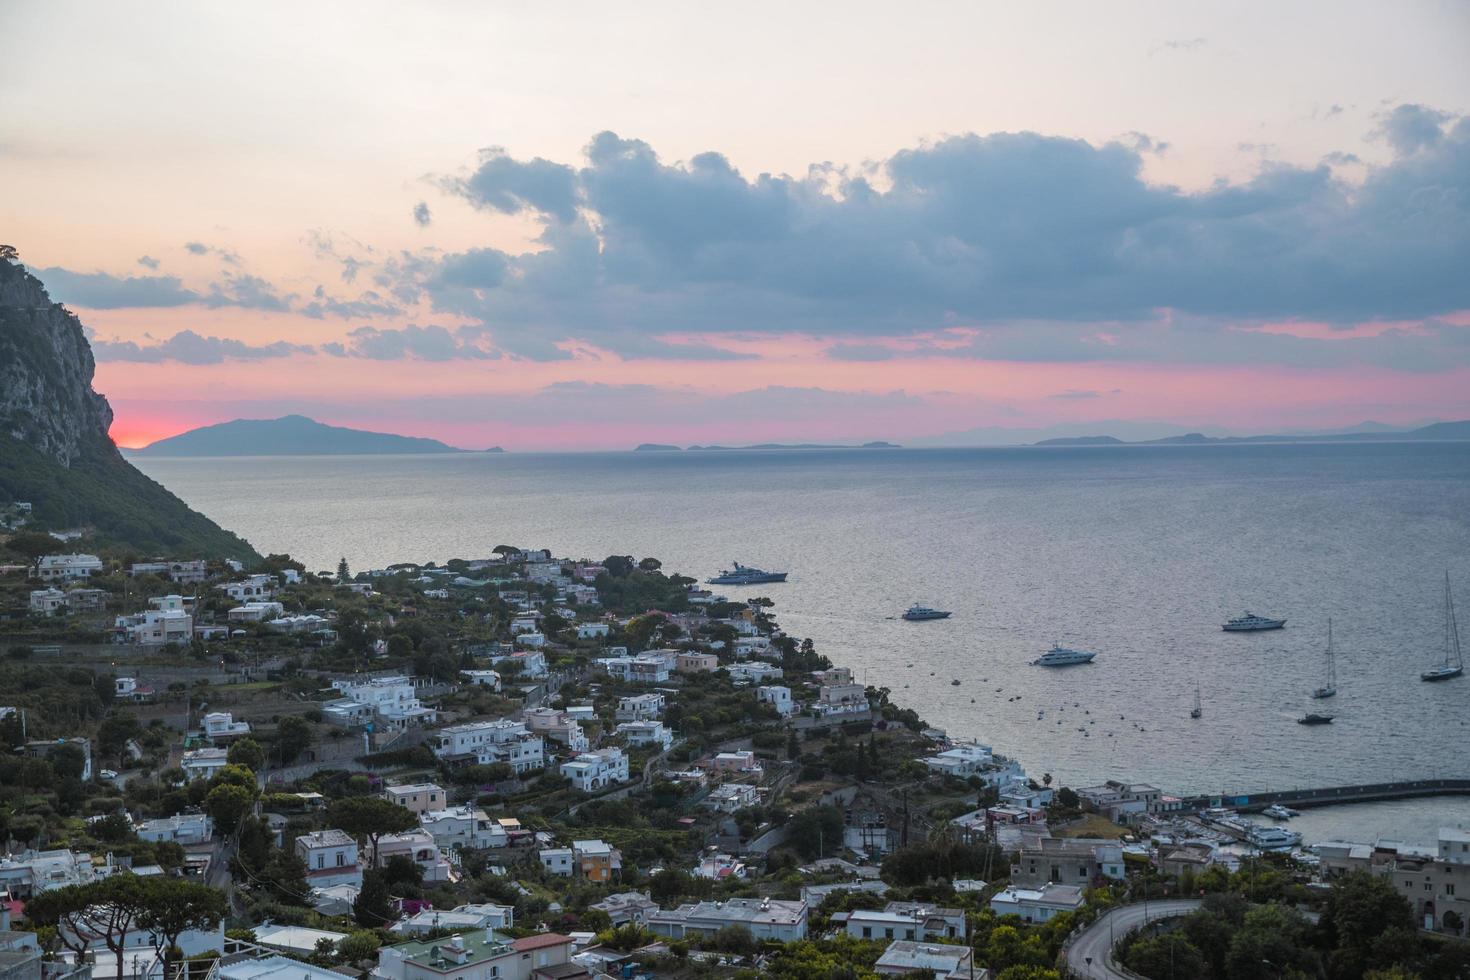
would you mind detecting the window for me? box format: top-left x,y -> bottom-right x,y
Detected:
316,853 -> 324,869
861,927 -> 871,938
336,852 -> 345,867
1446,884 -> 1456,896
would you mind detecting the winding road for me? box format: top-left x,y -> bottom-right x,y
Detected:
1065,899 -> 1201,979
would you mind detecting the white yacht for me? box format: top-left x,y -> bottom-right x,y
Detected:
1422,572 -> 1465,683
1032,644 -> 1097,667
1312,618 -> 1338,699
1263,804 -> 1298,820
1245,823 -> 1302,850
1223,612 -> 1286,631
902,605 -> 953,621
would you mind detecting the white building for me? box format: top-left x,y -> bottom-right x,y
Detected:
433,720 -> 545,773
217,574 -> 276,602
136,812 -> 213,845
294,829 -> 362,889
37,554 -> 103,581
388,903 -> 514,937
330,675 -> 436,729
29,588 -> 68,616
576,622 -> 611,639
988,883 -> 1086,923
459,669 -> 502,690
845,903 -> 967,943
647,898 -> 808,943
180,747 -> 229,782
523,708 -> 589,752
705,783 -> 760,813
560,747 -> 630,792
116,595 -> 194,645
201,711 -> 251,741
615,720 -> 673,750
874,940 -> 979,979
615,693 -> 665,721
590,892 -> 658,927
488,650 -> 548,678
727,661 -> 783,685
419,805 -> 507,850
376,830 -> 453,883
540,847 -> 574,876
757,685 -> 795,716
228,601 -> 285,623
597,654 -> 673,684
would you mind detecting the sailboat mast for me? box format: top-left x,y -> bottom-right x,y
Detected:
1450,574 -> 1463,669
1327,618 -> 1335,688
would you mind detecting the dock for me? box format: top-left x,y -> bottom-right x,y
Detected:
1182,778 -> 1470,814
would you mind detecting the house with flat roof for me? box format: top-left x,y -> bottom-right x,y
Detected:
376,931 -> 577,980
136,812 -> 213,845
614,693 -> 664,721
419,805 -> 507,851
844,903 -> 966,943
614,720 -> 672,750
589,892 -> 658,927
434,720 -> 545,773
376,830 -> 454,883
1011,837 -> 1126,887
874,940 -> 983,978
201,711 -> 251,741
37,554 -> 103,581
988,883 -> 1085,923
757,685 -> 795,716
647,897 -> 808,943
180,746 -> 228,782
384,782 -> 447,814
389,903 -> 515,936
675,651 -> 719,673
294,829 -> 361,888
560,748 -> 629,792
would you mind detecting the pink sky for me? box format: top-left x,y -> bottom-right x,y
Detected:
5,3 -> 1469,449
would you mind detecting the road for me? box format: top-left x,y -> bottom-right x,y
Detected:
1065,899 -> 1201,979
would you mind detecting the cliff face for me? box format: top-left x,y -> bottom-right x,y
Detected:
0,255 -> 258,560
0,261 -> 114,467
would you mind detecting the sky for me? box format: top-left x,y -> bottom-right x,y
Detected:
2,1 -> 1469,450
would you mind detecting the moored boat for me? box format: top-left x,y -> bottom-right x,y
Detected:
1032,644 -> 1097,667
1421,572 -> 1465,682
902,605 -> 952,621
707,562 -> 789,585
1223,611 -> 1286,631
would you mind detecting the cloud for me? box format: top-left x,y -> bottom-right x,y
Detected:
1151,37 -> 1207,55
1049,388 -> 1121,400
446,147 -> 579,222
419,112 -> 1470,361
90,329 -> 312,364
412,201 -> 432,227
136,255 -> 160,270
203,273 -> 293,312
183,241 -> 209,255
299,285 -> 402,319
326,324 -> 499,361
34,266 -> 200,308
1374,103 -> 1452,156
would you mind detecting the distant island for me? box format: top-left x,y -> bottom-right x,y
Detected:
637,441 -> 901,452
132,415 -> 494,456
1034,420 -> 1470,447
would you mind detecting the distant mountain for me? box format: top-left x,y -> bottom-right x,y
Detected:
634,443 -> 682,452
0,257 -> 257,560
684,441 -> 901,451
1032,421 -> 1470,447
1035,435 -> 1124,446
134,415 -> 471,456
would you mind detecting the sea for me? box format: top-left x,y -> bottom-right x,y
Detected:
133,442 -> 1470,842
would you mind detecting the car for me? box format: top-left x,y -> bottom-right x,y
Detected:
100,769 -> 119,779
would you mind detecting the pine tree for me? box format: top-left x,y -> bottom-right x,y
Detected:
353,869 -> 395,927
337,556 -> 350,582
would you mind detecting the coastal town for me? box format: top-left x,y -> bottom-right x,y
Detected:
1,537 -> 1468,980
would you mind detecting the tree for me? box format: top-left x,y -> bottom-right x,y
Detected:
263,848 -> 309,904
329,797 -> 417,866
1320,870 -> 1417,962
205,783 -> 255,832
275,715 -> 315,764
235,817 -> 272,876
353,869 -> 395,927
137,879 -> 227,975
638,557 -> 662,571
97,714 -> 142,767
8,531 -> 56,575
28,876 -> 153,980
337,930 -> 382,964
1122,932 -> 1205,980
49,743 -> 87,781
788,805 -> 844,859
382,853 -> 424,891
337,557 -> 351,581
210,763 -> 258,792
227,738 -> 265,771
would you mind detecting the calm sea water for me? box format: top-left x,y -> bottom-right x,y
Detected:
134,444 -> 1470,835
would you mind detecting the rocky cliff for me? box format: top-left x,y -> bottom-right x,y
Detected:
0,258 -> 114,467
0,254 -> 258,560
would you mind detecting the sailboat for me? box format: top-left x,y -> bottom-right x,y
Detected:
1312,619 -> 1338,699
1422,572 -> 1465,682
1190,684 -> 1202,719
